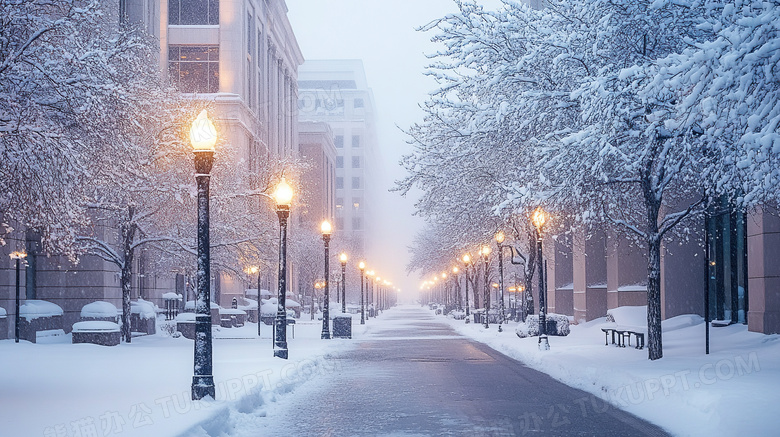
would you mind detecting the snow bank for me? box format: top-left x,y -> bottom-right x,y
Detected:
72,321 -> 120,332
238,298 -> 258,311
607,305 -> 646,327
130,299 -> 156,320
80,301 -> 118,319
19,300 -> 63,320
162,292 -> 182,300
260,302 -> 277,316
0,307 -> 6,317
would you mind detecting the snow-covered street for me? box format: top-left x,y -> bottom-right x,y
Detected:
1,305 -> 778,436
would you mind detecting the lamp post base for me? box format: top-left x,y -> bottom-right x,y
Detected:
274,348 -> 288,359
191,376 -> 215,400
538,335 -> 550,351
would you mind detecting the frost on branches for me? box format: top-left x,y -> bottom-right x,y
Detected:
401,0 -> 779,360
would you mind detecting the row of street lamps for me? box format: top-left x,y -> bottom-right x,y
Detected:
421,207 -> 550,347
189,109 -> 402,398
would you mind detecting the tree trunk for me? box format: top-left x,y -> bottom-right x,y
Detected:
120,211 -> 136,343
647,235 -> 663,360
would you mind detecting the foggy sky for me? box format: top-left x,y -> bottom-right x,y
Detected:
287,0 -> 487,301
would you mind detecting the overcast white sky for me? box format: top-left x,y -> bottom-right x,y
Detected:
287,0 -> 476,300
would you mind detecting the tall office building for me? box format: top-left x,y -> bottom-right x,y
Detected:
297,60 -> 378,257
0,0 -> 304,335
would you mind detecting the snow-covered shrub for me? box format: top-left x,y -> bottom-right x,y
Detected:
519,314 -> 570,337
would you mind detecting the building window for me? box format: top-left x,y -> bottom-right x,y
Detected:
352,156 -> 360,168
336,156 -> 344,168
334,135 -> 344,148
168,0 -> 219,25
352,217 -> 362,230
352,177 -> 360,189
336,198 -> 343,209
706,198 -> 748,324
352,197 -> 361,209
336,218 -> 344,230
352,135 -> 360,148
354,98 -> 364,108
169,45 -> 219,93
336,177 -> 343,189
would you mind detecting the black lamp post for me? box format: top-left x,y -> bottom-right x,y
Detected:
190,110 -> 217,400
273,177 -> 294,359
495,231 -> 507,331
533,207 -> 550,351
452,267 -> 462,311
320,220 -> 332,339
359,261 -> 366,324
339,253 -> 347,313
10,250 -> 27,343
480,245 -> 491,329
461,254 -> 472,318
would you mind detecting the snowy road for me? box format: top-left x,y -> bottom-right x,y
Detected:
228,307 -> 670,436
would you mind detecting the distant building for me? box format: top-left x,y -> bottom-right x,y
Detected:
297,60 -> 379,257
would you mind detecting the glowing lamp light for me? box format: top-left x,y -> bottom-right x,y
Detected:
462,254 -> 471,264
481,245 -> 491,256
339,253 -> 348,263
321,220 -> 332,236
452,266 -> 459,274
359,261 -> 366,271
495,231 -> 505,244
532,207 -> 548,231
9,251 -> 27,260
273,177 -> 294,208
190,110 -> 217,152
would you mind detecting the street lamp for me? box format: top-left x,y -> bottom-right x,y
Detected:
339,253 -> 347,313
320,220 -> 332,339
532,206 -> 550,351
273,177 -> 294,359
190,109 -> 217,400
495,231 -> 507,331
359,261 -> 366,324
452,266 -> 462,311
367,270 -> 375,317
461,253 -> 472,318
480,245 -> 491,329
10,251 -> 27,343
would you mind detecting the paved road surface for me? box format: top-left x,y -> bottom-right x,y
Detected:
245,307 -> 669,436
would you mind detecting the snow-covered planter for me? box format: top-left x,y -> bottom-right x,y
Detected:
20,300 -> 63,320
175,313 -> 197,339
219,308 -> 247,327
80,301 -> 119,323
130,299 -> 157,335
516,313 -> 570,338
72,321 -> 121,346
18,300 -> 64,343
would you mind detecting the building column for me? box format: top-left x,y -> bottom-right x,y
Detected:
747,205 -> 780,334
606,230 -> 648,309
573,227 -> 608,323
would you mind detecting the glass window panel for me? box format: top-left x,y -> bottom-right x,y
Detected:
179,62 -> 208,93
168,0 -> 180,25
180,0 -> 208,25
334,135 -> 343,148
208,0 -> 219,24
